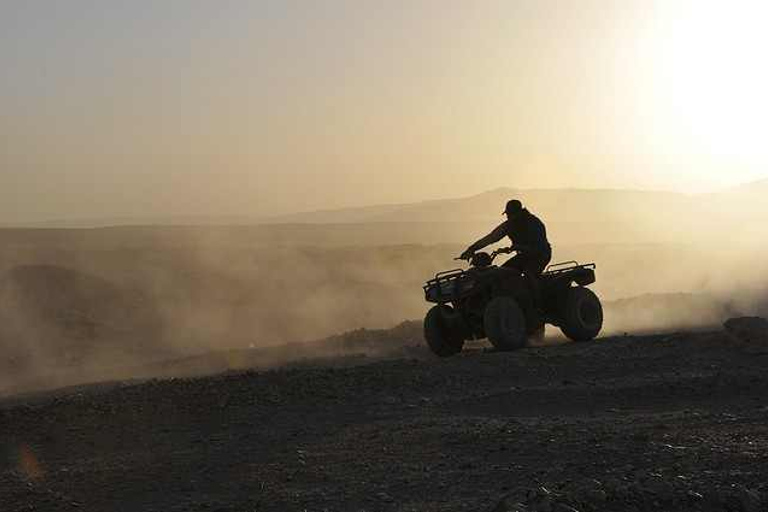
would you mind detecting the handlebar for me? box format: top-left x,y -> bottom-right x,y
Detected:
456,246 -> 517,263
491,246 -> 516,257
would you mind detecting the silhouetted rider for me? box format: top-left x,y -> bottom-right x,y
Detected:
459,199 -> 552,277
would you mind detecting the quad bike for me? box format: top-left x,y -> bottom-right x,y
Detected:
422,247 -> 603,357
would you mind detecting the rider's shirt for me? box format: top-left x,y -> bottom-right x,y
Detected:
504,209 -> 551,254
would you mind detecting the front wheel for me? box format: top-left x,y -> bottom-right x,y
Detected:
484,296 -> 527,351
559,287 -> 603,342
424,305 -> 465,357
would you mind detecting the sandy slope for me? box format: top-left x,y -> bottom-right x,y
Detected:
2,321 -> 768,512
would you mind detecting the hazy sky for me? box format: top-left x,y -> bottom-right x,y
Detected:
1,0 -> 767,223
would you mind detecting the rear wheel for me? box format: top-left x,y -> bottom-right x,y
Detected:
560,287 -> 603,342
424,305 -> 465,357
484,296 -> 527,351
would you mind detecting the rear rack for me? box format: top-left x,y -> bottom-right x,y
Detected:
544,261 -> 596,277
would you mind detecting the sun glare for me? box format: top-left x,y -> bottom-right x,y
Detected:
648,1 -> 768,163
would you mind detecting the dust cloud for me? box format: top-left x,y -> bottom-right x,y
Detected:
0,190 -> 766,394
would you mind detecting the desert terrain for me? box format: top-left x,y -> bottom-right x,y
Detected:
2,318 -> 768,511
5,1 -> 768,509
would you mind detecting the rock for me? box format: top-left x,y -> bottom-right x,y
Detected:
490,496 -> 528,512
724,317 -> 768,344
586,488 -> 607,503
525,486 -> 556,512
527,486 -> 552,501
376,491 -> 395,503
644,476 -> 670,495
553,504 -> 581,512
737,486 -> 763,512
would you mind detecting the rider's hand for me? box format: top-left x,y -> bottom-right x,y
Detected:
458,248 -> 475,261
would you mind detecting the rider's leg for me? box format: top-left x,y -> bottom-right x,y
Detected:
522,256 -> 548,312
529,251 -> 552,308
503,254 -> 542,306
501,254 -> 524,273
525,270 -> 542,309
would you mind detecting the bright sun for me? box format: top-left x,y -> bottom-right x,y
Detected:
646,1 -> 768,167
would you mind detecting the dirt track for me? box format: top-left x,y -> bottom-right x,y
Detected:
2,324 -> 768,511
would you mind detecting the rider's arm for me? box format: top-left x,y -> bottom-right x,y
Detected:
465,223 -> 508,254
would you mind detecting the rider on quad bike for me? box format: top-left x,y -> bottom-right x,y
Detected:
422,199 -> 603,356
460,199 -> 552,306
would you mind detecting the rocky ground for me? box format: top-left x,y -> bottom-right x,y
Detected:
2,318 -> 768,511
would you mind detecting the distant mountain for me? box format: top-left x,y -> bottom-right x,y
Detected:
260,184 -> 768,246
7,180 -> 766,236
266,187 -> 698,225
4,214 -> 262,229
260,203 -> 410,225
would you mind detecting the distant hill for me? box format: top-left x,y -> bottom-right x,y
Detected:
7,214 -> 261,229
261,183 -> 768,245
266,187 -> 696,224
261,203 -> 412,224
264,187 -> 712,231
265,178 -> 768,226
5,180 -> 767,246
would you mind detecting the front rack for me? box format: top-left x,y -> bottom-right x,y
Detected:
423,268 -> 472,303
